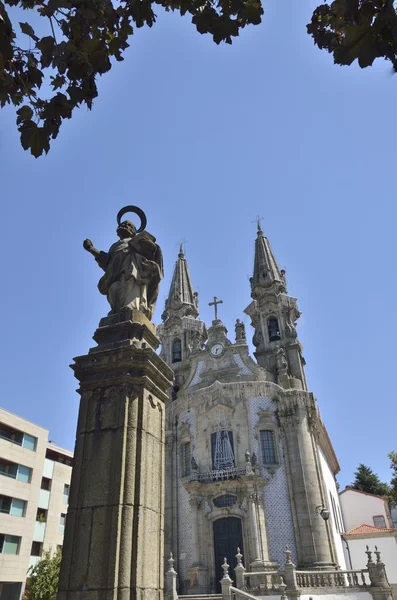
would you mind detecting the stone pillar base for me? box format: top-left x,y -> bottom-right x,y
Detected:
58,310 -> 174,600
188,567 -> 209,594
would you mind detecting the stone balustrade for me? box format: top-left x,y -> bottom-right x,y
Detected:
296,569 -> 369,588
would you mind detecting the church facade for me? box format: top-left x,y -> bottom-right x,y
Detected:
158,224 -> 346,595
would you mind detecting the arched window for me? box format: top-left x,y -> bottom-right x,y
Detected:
172,338 -> 182,363
267,317 -> 281,342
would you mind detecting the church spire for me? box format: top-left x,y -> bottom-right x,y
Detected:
245,224 -> 307,391
251,223 -> 285,295
162,245 -> 199,320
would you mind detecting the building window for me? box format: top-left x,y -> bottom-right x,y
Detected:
30,541 -> 43,557
260,430 -> 277,465
329,493 -> 344,533
267,318 -> 281,342
172,338 -> 182,363
59,513 -> 66,535
182,442 -> 191,477
213,495 -> 237,508
0,496 -> 26,518
23,434 -> 36,451
373,515 -> 386,528
41,477 -> 51,491
0,534 -> 21,555
211,431 -> 235,470
0,423 -> 36,451
63,484 -> 70,504
0,459 -> 31,483
45,448 -> 72,467
36,508 -> 47,523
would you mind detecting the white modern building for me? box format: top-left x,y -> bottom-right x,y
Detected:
340,488 -> 397,598
0,408 -> 73,600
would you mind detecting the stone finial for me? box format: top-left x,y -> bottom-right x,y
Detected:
221,558 -> 230,579
365,545 -> 374,564
236,548 -> 243,566
167,552 -> 176,573
374,545 -> 382,564
285,545 -> 292,565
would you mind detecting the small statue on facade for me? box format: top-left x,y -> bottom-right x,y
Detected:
235,319 -> 246,344
83,206 -> 163,320
276,345 -> 288,374
191,456 -> 198,471
280,269 -> 287,291
245,449 -> 251,463
251,452 -> 258,467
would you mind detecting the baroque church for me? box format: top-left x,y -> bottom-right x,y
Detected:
158,223 -> 346,595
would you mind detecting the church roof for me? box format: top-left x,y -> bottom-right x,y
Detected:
163,245 -> 198,318
251,221 -> 285,293
345,524 -> 397,536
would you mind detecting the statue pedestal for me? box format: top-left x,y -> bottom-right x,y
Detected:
58,311 -> 174,600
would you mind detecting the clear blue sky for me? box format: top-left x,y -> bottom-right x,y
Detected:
1,0 -> 396,490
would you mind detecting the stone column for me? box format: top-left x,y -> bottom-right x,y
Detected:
278,396 -> 334,569
188,496 -> 207,594
190,496 -> 201,566
248,493 -> 262,567
247,490 -> 271,570
58,309 -> 174,600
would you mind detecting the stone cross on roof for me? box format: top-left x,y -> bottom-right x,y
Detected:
209,296 -> 223,321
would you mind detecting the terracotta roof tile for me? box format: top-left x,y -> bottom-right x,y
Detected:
345,524 -> 397,536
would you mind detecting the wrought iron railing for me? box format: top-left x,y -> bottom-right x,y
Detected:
189,466 -> 248,483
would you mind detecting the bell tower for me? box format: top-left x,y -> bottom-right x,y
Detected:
244,221 -> 307,390
157,245 -> 207,392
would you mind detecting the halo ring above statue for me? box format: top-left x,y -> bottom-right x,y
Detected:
116,205 -> 147,233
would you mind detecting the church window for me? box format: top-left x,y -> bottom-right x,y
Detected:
260,430 -> 277,465
267,318 -> 281,342
213,495 -> 237,508
329,493 -> 344,533
211,431 -> 235,470
172,338 -> 182,363
181,442 -> 191,477
373,515 -> 386,528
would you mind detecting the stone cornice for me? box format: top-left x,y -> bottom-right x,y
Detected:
72,345 -> 173,403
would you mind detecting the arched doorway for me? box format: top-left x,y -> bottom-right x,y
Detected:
213,517 -> 244,592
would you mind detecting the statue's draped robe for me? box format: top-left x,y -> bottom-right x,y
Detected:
95,232 -> 163,317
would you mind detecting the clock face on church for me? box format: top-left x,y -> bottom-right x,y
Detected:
211,343 -> 224,356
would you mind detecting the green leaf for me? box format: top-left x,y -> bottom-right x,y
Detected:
16,105 -> 33,122
37,36 -> 55,68
19,21 -> 39,41
51,74 -> 66,90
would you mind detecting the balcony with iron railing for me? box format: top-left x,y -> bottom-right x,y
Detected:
188,465 -> 251,483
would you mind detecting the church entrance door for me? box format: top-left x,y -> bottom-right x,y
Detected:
213,517 -> 244,592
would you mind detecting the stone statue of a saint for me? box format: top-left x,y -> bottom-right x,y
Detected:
83,206 -> 163,320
